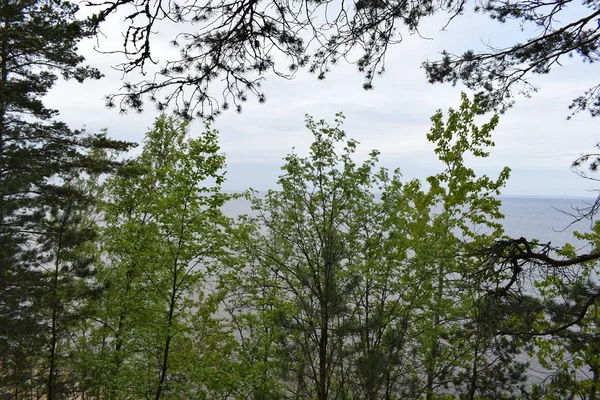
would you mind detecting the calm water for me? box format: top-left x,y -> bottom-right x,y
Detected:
223,194 -> 597,247
499,196 -> 596,248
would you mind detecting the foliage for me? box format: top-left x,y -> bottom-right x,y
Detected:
88,0 -> 599,117
222,96 -> 529,399
87,114 -> 237,399
527,224 -> 600,399
38,173 -> 107,399
424,1 -> 600,116
405,94 -> 528,400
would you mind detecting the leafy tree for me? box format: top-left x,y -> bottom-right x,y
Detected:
226,114 -> 383,399
91,114 -> 236,399
401,93 -> 532,400
224,95 -> 530,399
88,0 -> 598,117
223,113 -> 436,399
524,225 -> 600,399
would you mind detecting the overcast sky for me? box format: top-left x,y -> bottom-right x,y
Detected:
45,4 -> 599,197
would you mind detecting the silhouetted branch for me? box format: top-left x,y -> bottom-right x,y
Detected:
471,237 -> 600,336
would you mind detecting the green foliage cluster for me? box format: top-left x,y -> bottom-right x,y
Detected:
3,87 -> 600,398
0,0 -> 134,397
1,0 -> 599,396
1,95 -> 548,399
220,95 -> 523,400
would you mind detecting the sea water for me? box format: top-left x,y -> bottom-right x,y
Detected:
223,194 -> 597,246
500,196 -> 596,248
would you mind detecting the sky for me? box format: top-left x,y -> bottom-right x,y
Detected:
45,2 -> 599,197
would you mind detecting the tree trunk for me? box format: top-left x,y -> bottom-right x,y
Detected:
467,338 -> 480,400
0,0 -> 9,226
47,206 -> 71,400
154,264 -> 178,400
155,332 -> 172,400
318,308 -> 328,400
48,248 -> 62,400
589,364 -> 598,400
425,262 -> 445,400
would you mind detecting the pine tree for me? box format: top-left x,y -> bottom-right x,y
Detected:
0,0 -> 132,396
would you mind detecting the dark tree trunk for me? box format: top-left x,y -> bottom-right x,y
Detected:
154,263 -> 178,400
468,339 -> 480,400
318,308 -> 328,400
48,248 -> 62,400
589,364 -> 598,400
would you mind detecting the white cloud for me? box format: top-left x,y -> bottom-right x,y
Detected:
43,3 -> 599,197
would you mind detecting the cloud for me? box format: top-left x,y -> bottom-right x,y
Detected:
43,4 -> 599,196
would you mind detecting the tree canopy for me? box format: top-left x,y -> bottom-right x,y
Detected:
88,0 -> 599,118
2,0 -> 600,395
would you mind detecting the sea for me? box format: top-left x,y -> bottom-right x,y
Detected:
498,196 -> 596,249
223,194 -> 598,247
